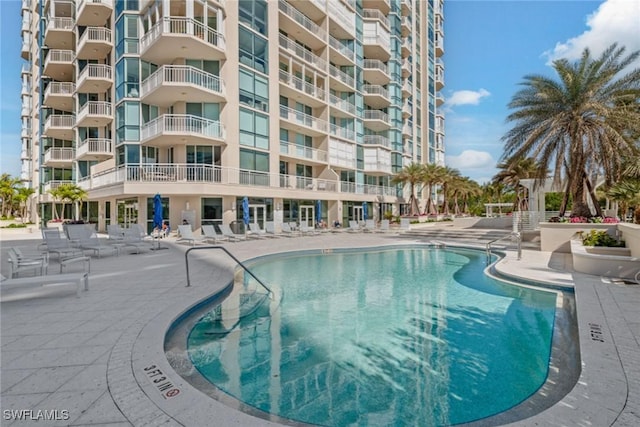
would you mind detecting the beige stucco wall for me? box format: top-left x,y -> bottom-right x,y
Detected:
618,223 -> 640,258
540,223 -> 617,253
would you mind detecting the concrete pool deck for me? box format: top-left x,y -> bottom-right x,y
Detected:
1,226 -> 638,426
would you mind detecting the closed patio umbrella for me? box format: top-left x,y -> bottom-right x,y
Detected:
362,202 -> 368,221
153,194 -> 163,229
316,200 -> 322,224
242,197 -> 250,232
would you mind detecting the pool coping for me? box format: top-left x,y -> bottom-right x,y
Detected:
121,241 -> 632,427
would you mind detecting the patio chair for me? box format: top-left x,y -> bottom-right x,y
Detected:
76,233 -> 118,258
363,219 -> 376,232
7,248 -> 48,278
107,224 -> 125,242
120,227 -> 153,254
1,271 -> 89,298
348,220 -> 363,232
399,218 -> 411,231
219,224 -> 247,242
41,229 -> 85,260
299,223 -> 319,236
264,222 -> 282,238
377,219 -> 391,233
201,225 -> 230,244
281,222 -> 300,236
176,225 -> 205,246
247,223 -> 268,239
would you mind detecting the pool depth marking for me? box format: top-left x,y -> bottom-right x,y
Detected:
143,364 -> 181,399
588,323 -> 605,343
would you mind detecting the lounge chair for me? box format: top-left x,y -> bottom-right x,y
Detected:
281,222 -> 299,236
7,248 -> 48,278
74,228 -> 118,258
363,219 -> 376,232
41,229 -> 85,260
201,225 -> 229,244
1,272 -> 89,298
377,219 -> 391,233
247,223 -> 268,239
176,225 -> 205,246
299,223 -> 319,235
120,227 -> 153,253
348,220 -> 362,232
399,218 -> 411,231
107,224 -> 125,242
219,224 -> 247,242
264,222 -> 282,238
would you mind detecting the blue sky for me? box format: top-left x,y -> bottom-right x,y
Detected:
1,0 -> 639,183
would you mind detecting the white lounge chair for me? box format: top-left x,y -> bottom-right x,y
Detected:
264,222 -> 282,238
281,222 -> 299,236
299,223 -> 319,235
7,248 -> 48,278
120,227 -> 153,253
378,219 -> 391,233
107,224 -> 125,242
41,229 -> 85,260
348,220 -> 362,232
1,272 -> 89,298
400,218 -> 411,231
363,219 -> 376,232
201,225 -> 229,244
247,223 -> 269,239
219,224 -> 247,242
176,225 -> 205,246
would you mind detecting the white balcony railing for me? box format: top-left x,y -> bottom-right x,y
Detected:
364,110 -> 389,123
279,34 -> 327,70
78,101 -> 112,119
141,114 -> 226,141
362,84 -> 388,99
328,0 -> 355,34
46,49 -> 74,63
142,65 -> 224,96
79,27 -> 112,44
329,35 -> 355,62
47,17 -> 74,31
362,59 -> 388,74
329,94 -> 356,115
362,9 -> 389,29
329,124 -> 355,141
76,138 -> 112,157
44,147 -> 75,163
279,105 -> 328,133
279,0 -> 327,40
280,141 -> 329,163
44,180 -> 74,193
329,65 -> 354,87
363,135 -> 390,149
45,115 -> 75,129
45,82 -> 75,98
140,17 -> 225,53
279,70 -> 326,101
78,63 -> 113,81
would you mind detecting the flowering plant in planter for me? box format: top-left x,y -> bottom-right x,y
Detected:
549,216 -> 619,224
579,230 -> 625,247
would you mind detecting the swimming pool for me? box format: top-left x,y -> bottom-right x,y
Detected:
167,246 -> 577,426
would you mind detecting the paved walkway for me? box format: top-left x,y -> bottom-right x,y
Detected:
1,227 -> 638,426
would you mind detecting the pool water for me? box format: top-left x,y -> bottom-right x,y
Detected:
187,247 -> 557,426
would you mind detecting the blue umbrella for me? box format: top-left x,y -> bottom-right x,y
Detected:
242,197 -> 250,226
315,200 -> 322,224
362,202 -> 368,221
153,194 -> 163,229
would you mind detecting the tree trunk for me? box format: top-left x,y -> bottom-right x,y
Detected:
584,176 -> 603,217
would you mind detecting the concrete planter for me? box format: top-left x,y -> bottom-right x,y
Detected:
539,222 -> 617,253
571,239 -> 639,280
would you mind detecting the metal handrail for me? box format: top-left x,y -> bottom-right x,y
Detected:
184,246 -> 272,296
486,231 -> 521,261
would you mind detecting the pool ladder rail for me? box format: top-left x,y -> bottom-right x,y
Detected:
486,231 -> 522,262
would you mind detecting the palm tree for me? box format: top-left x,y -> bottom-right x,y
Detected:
607,180 -> 640,223
458,178 -> 482,215
13,186 -> 35,223
0,174 -> 21,218
493,156 -> 545,211
421,163 -> 445,215
439,166 -> 460,215
502,43 -> 640,217
392,163 -> 424,216
49,183 -> 87,221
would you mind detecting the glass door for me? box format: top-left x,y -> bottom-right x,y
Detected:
299,205 -> 315,228
249,204 -> 267,229
353,206 -> 363,223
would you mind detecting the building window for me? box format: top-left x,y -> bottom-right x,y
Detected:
239,108 -> 269,150
115,58 -> 140,101
202,198 -> 223,229
239,26 -> 268,73
115,14 -> 139,58
239,67 -> 268,112
238,0 -> 267,35
116,102 -> 140,143
240,149 -> 269,172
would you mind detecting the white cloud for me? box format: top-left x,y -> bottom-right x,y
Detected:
544,0 -> 640,66
446,150 -> 496,170
445,89 -> 491,107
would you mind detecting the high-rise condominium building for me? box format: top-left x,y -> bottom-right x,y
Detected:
20,0 -> 445,232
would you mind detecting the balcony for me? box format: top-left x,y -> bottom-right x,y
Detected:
362,0 -> 390,15
21,64 -> 31,76
328,65 -> 355,91
363,110 -> 390,132
141,65 -> 226,107
76,138 -> 113,161
328,35 -> 355,66
362,59 -> 389,85
329,138 -> 356,169
328,0 -> 355,39
140,17 -> 226,64
43,147 -> 75,167
76,0 -> 113,26
401,0 -> 411,16
363,134 -> 390,150
362,84 -> 389,109
305,0 -> 328,20
43,115 -> 74,140
77,27 -> 112,60
76,101 -> 113,128
329,124 -> 355,141
329,94 -> 356,117
279,140 -> 329,165
436,59 -> 445,90
278,70 -> 327,108
21,39 -> 30,60
43,180 -> 74,195
44,17 -> 74,48
279,105 -> 328,137
278,0 -> 327,50
76,64 -> 113,93
435,36 -> 444,57
43,49 -> 74,81
43,82 -> 75,111
279,34 -> 327,71
401,16 -> 411,37
141,114 -> 226,147
362,9 -> 389,31
402,80 -> 412,97
402,101 -> 411,118
363,23 -> 390,61
401,57 -> 411,78
402,121 -> 413,137
401,38 -> 411,57
436,92 -> 445,106
364,147 -> 392,175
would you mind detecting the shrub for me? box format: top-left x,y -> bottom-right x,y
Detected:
580,230 -> 625,247
1,223 -> 27,229
383,210 -> 394,221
